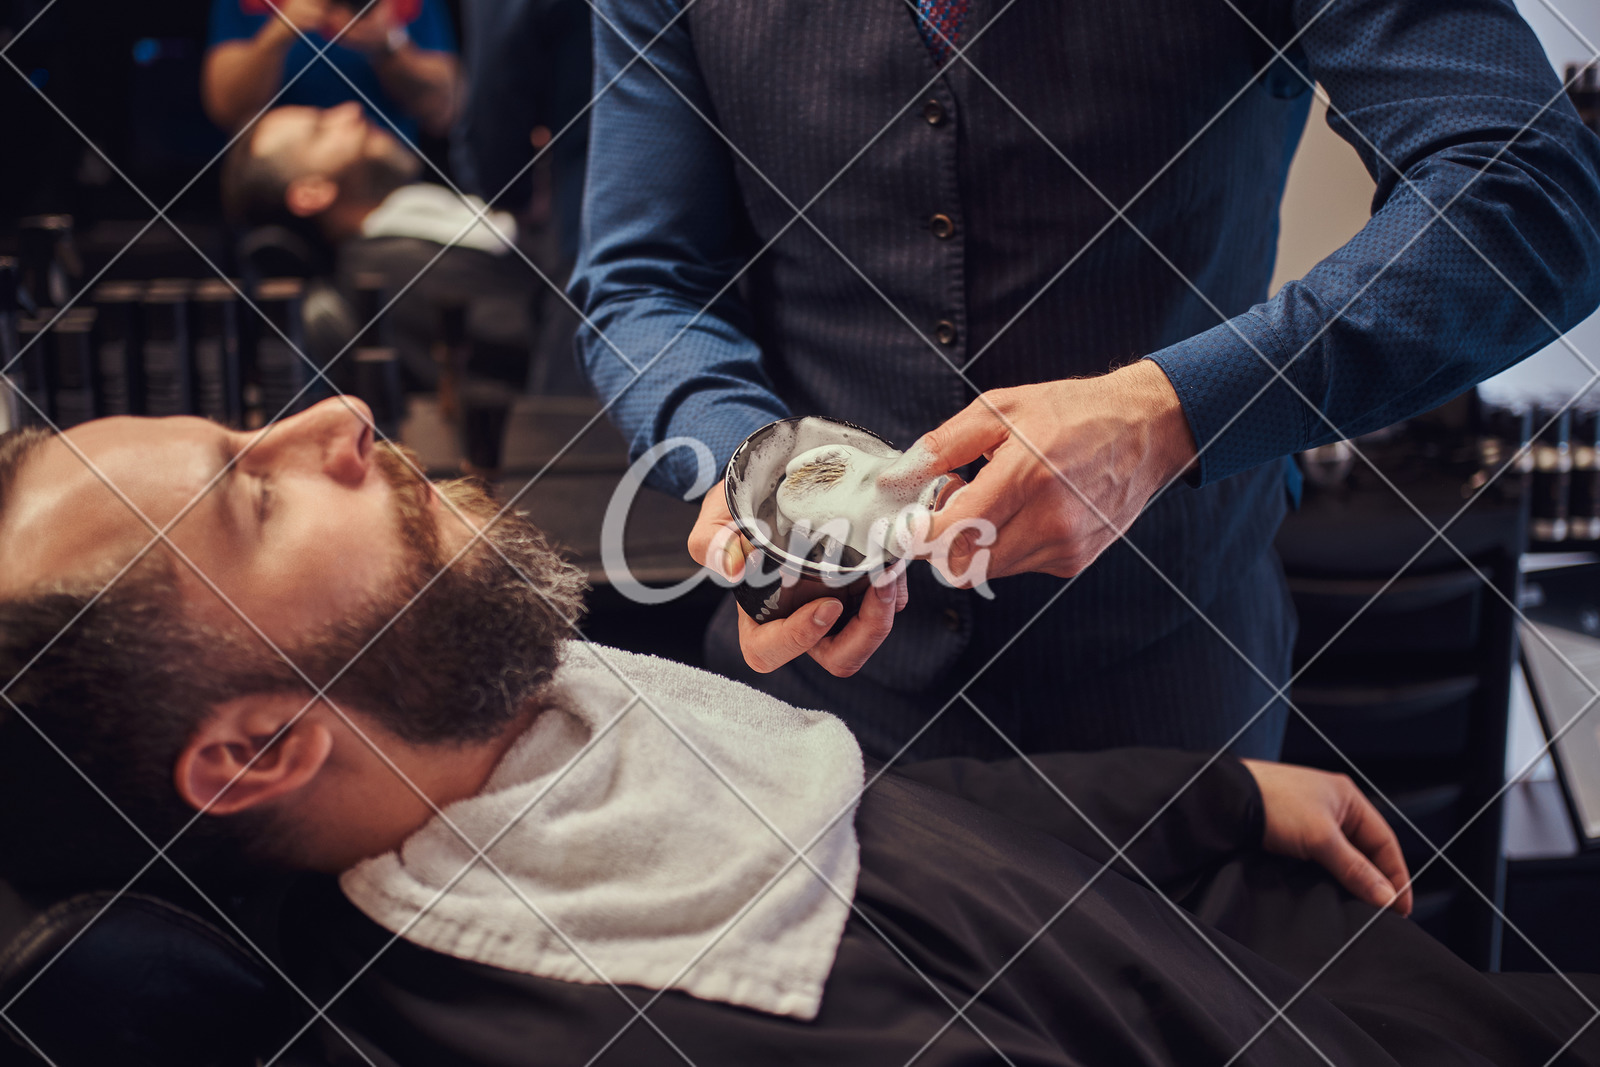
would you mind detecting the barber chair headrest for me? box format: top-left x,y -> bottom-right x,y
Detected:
0,892 -> 299,1066
236,225 -> 331,281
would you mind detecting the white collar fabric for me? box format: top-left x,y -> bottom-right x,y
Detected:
340,643 -> 864,1020
359,183 -> 519,255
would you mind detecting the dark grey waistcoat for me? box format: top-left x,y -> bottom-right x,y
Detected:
690,0 -> 1309,759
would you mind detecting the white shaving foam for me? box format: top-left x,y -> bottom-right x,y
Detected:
774,439 -> 942,558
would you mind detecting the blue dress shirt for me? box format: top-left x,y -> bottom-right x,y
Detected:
572,0 -> 1600,495
568,0 -> 1600,762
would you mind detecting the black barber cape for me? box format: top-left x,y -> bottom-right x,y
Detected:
282,750 -> 1600,1065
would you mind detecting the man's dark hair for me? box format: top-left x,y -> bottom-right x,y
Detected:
0,426 -> 294,890
0,428 -> 291,895
219,124 -> 297,232
0,562 -> 296,893
219,120 -> 333,275
0,427 -> 49,512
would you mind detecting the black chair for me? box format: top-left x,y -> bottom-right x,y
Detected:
0,888 -> 325,1066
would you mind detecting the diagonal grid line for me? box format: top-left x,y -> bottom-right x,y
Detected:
581,0 -> 1337,396
12,4 -> 1600,1062
0,16 -> 1017,1043
831,12 -> 1600,1051
3,246 -> 998,1067
0,0 -> 65,59
254,0 -> 643,375
0,0 -> 389,386
0,693 -> 386,1067
579,12 -> 1600,1055
223,17 -> 1077,1054
1216,0 -> 1600,377
261,694 -> 716,1067
2,0 -> 712,463
377,8 -> 1600,1062
916,509 -> 1600,1066
1218,692 -> 1600,1065
911,0 -> 1600,865
547,653 -> 1028,1067
938,692 -> 1341,1067
0,389 -> 707,1067
3,0 -> 1100,1062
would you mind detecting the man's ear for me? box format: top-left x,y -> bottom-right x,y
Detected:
284,174 -> 339,218
174,693 -> 335,816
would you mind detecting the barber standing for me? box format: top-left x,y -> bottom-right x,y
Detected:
571,0 -> 1600,762
203,0 -> 460,140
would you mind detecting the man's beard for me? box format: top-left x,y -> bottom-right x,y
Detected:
341,140 -> 422,207
306,446 -> 588,746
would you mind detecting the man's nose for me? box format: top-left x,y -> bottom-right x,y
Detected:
256,397 -> 375,486
331,100 -> 365,129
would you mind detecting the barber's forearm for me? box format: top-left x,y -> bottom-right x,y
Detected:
572,303 -> 789,496
573,0 -> 791,497
202,26 -> 296,132
1151,0 -> 1600,488
1150,127 -> 1600,487
373,46 -> 460,137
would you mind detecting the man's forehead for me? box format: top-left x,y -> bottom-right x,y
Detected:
254,108 -> 315,162
0,418 -> 219,597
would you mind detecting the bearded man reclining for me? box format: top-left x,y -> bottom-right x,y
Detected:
0,402 -> 1594,1066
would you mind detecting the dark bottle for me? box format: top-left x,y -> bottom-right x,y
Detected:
14,314 -> 58,426
48,309 -> 99,429
17,215 -> 81,310
252,277 -> 316,424
141,280 -> 194,417
1531,404 -> 1572,543
1570,409 -> 1600,542
10,310 -> 98,428
92,281 -> 145,417
0,258 -> 23,432
192,280 -> 244,427
1567,62 -> 1599,136
1474,402 -> 1533,486
350,273 -> 404,442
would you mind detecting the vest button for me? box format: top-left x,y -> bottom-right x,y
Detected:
935,320 -> 958,346
929,213 -> 955,239
922,99 -> 947,125
942,607 -> 962,633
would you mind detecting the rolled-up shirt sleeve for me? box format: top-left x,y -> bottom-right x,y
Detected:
1149,0 -> 1600,487
569,0 -> 788,496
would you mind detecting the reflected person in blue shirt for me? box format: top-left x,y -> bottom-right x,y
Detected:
571,0 -> 1600,761
204,0 -> 460,143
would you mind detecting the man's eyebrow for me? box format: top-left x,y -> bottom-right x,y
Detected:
212,435 -> 243,531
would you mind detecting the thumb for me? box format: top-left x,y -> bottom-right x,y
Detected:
918,398 -> 1010,478
1315,832 -> 1400,912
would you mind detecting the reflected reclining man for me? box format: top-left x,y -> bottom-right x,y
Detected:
0,404 -> 1596,1066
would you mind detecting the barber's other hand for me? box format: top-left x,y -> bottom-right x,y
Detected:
919,361 -> 1195,583
324,0 -> 399,53
687,490 -> 908,677
260,0 -> 333,44
1242,760 -> 1414,916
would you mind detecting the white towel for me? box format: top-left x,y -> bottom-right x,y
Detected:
360,183 -> 518,255
340,643 -> 864,1020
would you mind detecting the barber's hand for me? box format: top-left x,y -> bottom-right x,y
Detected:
918,361 -> 1195,584
687,490 -> 908,677
324,0 -> 399,54
259,0 -> 332,44
1242,760 -> 1414,916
